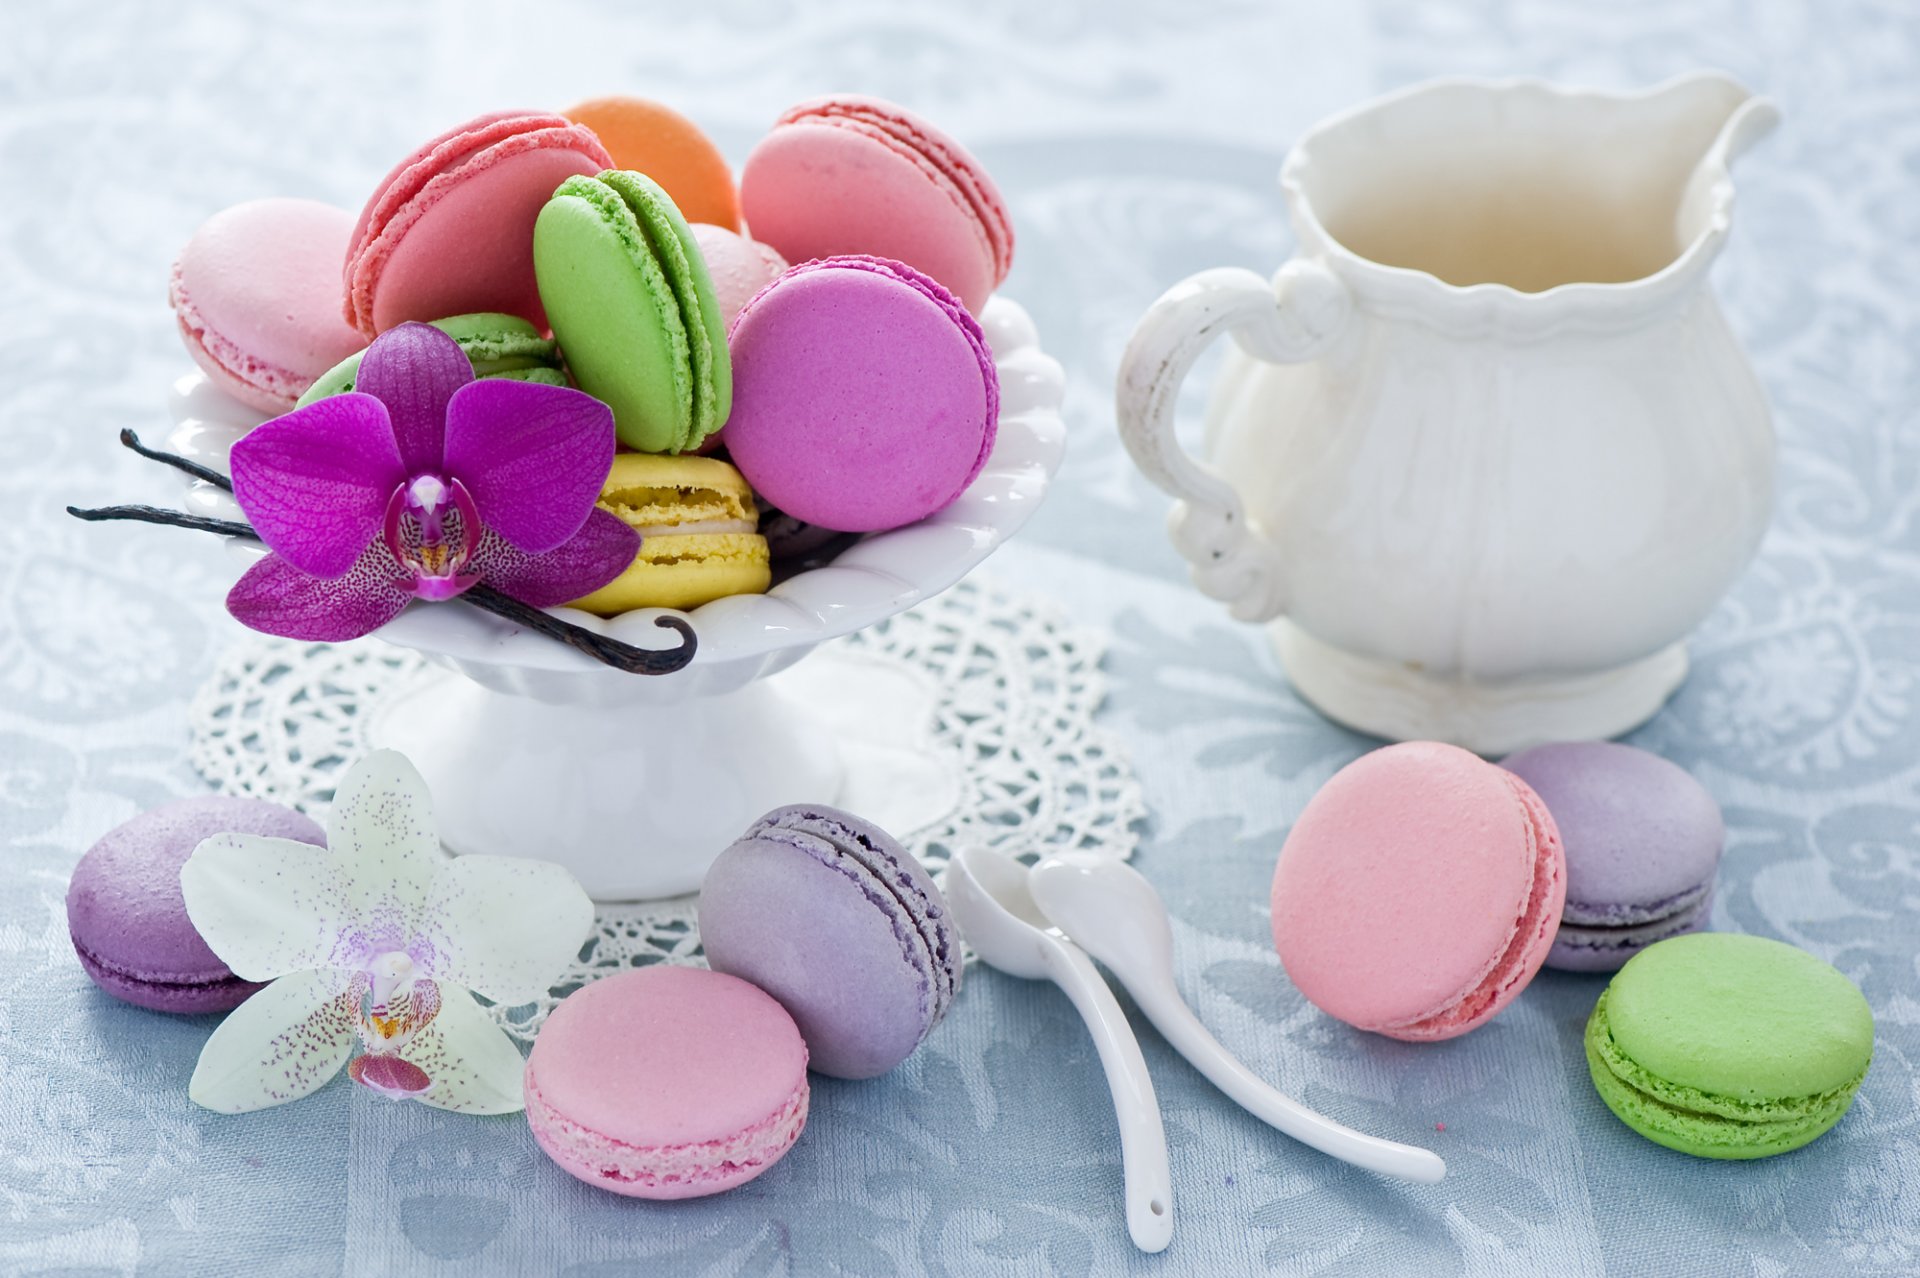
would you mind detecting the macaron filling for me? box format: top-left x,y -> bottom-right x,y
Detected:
70,934 -> 253,997
524,1063 -> 809,1192
1557,883 -> 1714,959
1382,774 -> 1565,1040
1585,987 -> 1864,1155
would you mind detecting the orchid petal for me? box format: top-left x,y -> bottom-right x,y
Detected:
182,833 -> 366,981
469,510 -> 638,608
403,982 -> 528,1114
188,969 -> 360,1113
322,751 -> 444,958
442,379 -> 616,553
226,547 -> 413,642
353,322 -> 473,475
412,855 -> 593,1004
229,395 -> 405,578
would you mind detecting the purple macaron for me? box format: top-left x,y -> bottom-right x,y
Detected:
1501,742 -> 1724,973
698,804 -> 962,1079
722,255 -> 999,534
67,795 -> 325,1012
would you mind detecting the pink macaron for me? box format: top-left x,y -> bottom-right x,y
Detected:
724,255 -> 998,533
344,110 -> 612,337
1271,741 -> 1567,1042
689,223 -> 789,327
169,198 -> 368,414
524,966 -> 809,1199
739,95 -> 1013,314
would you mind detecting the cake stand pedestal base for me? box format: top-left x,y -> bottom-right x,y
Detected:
368,669 -> 848,901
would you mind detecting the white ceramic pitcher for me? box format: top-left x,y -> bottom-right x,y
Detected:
1117,72 -> 1780,754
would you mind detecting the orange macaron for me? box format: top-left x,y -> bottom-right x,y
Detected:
564,96 -> 741,230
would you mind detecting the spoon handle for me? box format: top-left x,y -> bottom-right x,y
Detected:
1136,979 -> 1447,1184
1043,941 -> 1175,1253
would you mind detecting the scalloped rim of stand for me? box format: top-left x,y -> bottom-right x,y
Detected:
165,296 -> 1066,673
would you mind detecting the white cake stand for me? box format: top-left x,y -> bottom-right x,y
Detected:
166,299 -> 1064,900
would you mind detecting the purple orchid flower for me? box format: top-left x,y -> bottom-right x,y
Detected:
225,322 -> 636,641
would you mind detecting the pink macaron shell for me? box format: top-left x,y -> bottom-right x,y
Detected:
523,967 -> 809,1200
783,95 -> 1014,284
168,198 -> 367,414
724,256 -> 995,532
1271,742 -> 1566,1042
690,222 -> 789,326
740,119 -> 998,315
345,117 -> 611,335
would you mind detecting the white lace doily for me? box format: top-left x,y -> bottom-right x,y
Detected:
186,576 -> 1145,1041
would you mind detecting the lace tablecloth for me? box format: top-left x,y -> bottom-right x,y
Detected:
5,2 -> 1918,1274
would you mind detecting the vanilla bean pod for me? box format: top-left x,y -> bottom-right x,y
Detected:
69,453 -> 698,675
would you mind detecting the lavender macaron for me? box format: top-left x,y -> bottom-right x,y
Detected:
1501,742 -> 1724,973
699,805 -> 961,1079
67,795 -> 325,1012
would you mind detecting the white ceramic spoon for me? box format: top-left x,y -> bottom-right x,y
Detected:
1028,851 -> 1447,1185
946,847 -> 1175,1253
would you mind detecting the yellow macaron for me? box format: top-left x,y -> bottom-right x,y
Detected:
570,454 -> 772,615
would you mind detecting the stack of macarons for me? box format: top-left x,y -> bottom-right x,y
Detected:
1268,737 -> 1874,1160
524,803 -> 963,1199
167,91 -> 1014,617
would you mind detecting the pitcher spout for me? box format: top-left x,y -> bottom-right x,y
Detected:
1277,70 -> 1781,336
1667,72 -> 1780,255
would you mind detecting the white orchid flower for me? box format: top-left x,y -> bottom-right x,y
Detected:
179,750 -> 593,1114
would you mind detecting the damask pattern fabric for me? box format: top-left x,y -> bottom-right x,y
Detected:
2,1 -> 1916,1274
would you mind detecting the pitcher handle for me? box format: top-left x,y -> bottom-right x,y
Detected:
1116,260 -> 1351,622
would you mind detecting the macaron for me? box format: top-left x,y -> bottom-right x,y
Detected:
700,805 -> 962,1079
1586,932 -> 1873,1159
740,95 -> 1014,314
689,223 -> 788,327
724,256 -> 999,533
1271,741 -> 1567,1042
524,966 -> 809,1198
1502,741 -> 1725,972
295,311 -> 568,407
563,96 -> 742,230
344,110 -> 612,338
169,198 -> 368,415
66,795 -> 326,1013
534,170 -> 732,454
568,454 -> 770,614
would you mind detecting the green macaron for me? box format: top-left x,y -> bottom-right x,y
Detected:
295,312 -> 568,407
1585,932 -> 1873,1159
532,170 -> 731,454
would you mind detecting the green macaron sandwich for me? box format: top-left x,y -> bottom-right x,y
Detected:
533,170 -> 732,454
295,311 -> 568,406
1585,931 -> 1873,1159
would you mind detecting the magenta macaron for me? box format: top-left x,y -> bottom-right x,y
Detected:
1271,741 -> 1568,1042
724,255 -> 999,533
524,966 -> 809,1199
344,110 -> 612,337
67,795 -> 326,1013
169,198 -> 368,414
740,95 -> 1013,314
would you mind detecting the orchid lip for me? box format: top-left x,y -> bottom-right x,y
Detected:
383,474 -> 483,600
